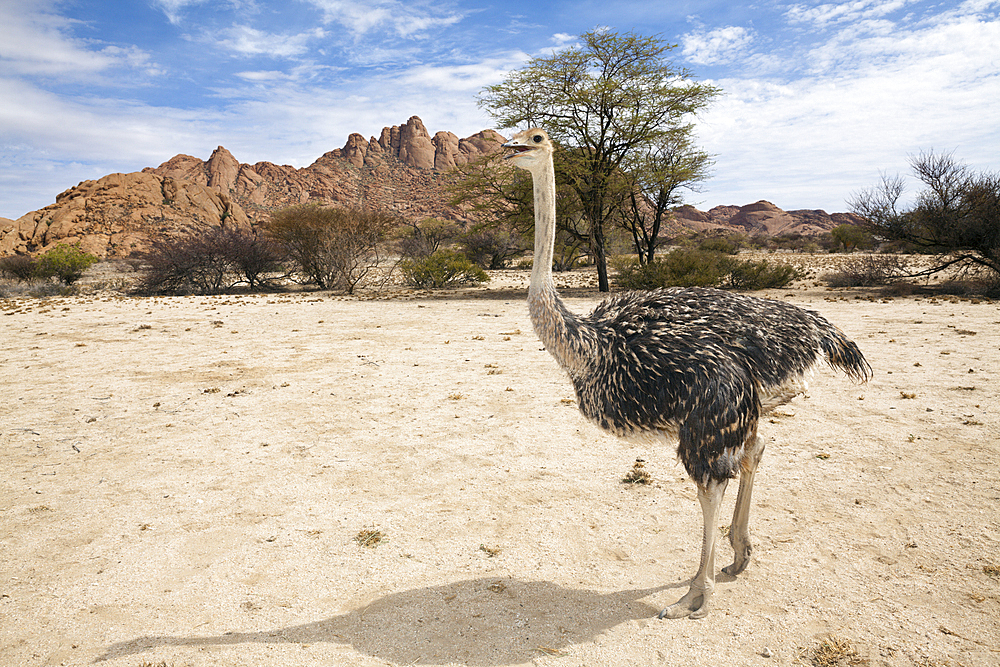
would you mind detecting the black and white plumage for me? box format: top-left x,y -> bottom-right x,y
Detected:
503,128 -> 871,619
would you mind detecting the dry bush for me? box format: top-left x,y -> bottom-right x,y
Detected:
354,527 -> 385,548
0,254 -> 37,282
459,224 -> 527,269
823,254 -> 910,288
133,225 -> 280,295
267,205 -> 397,293
396,218 -> 461,260
801,636 -> 868,667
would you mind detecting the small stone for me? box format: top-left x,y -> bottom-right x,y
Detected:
761,647 -> 773,658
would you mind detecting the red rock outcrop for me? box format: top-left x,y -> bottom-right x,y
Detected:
1,116 -> 506,258
671,201 -> 860,237
1,115 -> 862,259
0,172 -> 249,257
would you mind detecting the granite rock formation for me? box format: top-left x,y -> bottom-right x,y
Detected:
1,117 -> 862,259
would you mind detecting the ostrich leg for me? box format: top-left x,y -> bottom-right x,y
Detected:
659,478 -> 728,619
724,436 -> 766,576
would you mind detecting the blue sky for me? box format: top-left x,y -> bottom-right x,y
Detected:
1,0 -> 998,219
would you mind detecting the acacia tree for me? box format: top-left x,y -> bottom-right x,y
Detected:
850,151 -> 1000,278
480,28 -> 720,291
620,128 -> 713,264
448,149 -> 588,270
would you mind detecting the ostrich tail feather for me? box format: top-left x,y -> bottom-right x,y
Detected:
820,325 -> 872,383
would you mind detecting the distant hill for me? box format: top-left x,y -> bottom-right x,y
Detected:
671,201 -> 863,237
0,116 -> 861,258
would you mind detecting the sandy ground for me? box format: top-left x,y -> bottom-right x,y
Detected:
1,267 -> 998,667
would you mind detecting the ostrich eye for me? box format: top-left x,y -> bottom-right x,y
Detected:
533,135 -> 543,143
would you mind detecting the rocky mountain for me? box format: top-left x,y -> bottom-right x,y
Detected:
671,201 -> 862,237
0,115 -> 861,259
1,116 -> 505,258
146,116 -> 506,225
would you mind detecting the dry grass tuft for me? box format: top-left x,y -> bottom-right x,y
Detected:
801,636 -> 868,667
479,543 -> 501,557
354,527 -> 385,549
622,458 -> 652,485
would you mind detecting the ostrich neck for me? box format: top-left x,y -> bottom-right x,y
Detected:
527,158 -> 588,375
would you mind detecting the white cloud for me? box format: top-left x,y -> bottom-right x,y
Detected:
681,26 -> 756,65
217,25 -> 326,58
0,1 -> 158,79
785,0 -> 912,28
694,7 -> 1000,210
303,0 -> 464,38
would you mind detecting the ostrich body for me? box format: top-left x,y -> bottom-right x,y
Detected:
502,128 -> 871,619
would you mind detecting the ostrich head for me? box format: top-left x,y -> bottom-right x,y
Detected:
502,128 -> 554,173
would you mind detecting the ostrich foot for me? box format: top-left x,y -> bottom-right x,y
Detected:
657,585 -> 712,619
722,540 -> 752,576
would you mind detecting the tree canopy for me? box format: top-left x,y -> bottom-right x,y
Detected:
850,151 -> 1000,279
479,28 -> 720,291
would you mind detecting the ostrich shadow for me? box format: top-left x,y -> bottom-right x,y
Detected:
98,577 -> 676,665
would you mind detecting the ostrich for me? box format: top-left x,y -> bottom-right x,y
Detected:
502,128 -> 871,619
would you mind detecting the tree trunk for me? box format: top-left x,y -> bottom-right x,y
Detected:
591,217 -> 610,292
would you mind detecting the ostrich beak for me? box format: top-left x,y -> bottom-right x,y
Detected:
501,141 -> 532,160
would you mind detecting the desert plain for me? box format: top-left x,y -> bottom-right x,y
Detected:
1,261 -> 998,667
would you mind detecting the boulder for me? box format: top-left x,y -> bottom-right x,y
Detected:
206,146 -> 240,192
396,116 -> 435,170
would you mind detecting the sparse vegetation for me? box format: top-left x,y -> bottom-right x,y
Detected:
133,225 -> 281,295
622,458 -> 652,485
396,218 -> 461,261
266,204 -> 398,293
823,254 -> 910,288
459,224 -> 526,269
801,636 -> 868,667
354,527 -> 385,548
479,543 -> 501,557
615,248 -> 801,290
34,243 -> 99,285
0,254 -> 38,282
830,224 -> 875,252
851,150 -> 1000,281
400,249 -> 489,288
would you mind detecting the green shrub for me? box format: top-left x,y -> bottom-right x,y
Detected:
616,248 -> 801,291
697,235 -> 743,255
34,243 -> 99,285
722,258 -> 802,290
400,249 -> 490,288
616,249 -> 730,290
